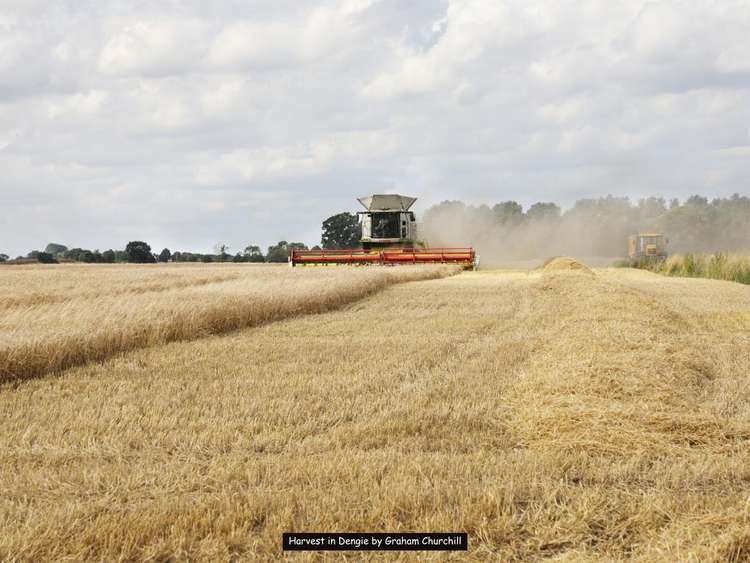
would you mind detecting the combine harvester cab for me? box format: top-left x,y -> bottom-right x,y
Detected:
290,194 -> 477,270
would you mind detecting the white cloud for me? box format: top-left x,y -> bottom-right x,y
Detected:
537,97 -> 587,124
45,90 -> 108,120
206,3 -> 368,70
192,130 -> 398,185
99,19 -> 210,76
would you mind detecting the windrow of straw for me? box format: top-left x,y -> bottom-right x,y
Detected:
636,252 -> 750,284
0,265 -> 458,384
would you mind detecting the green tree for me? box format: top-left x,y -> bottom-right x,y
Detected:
266,241 -> 308,262
660,195 -> 719,253
243,245 -> 265,262
321,212 -> 360,248
125,241 -> 155,263
492,201 -> 524,224
158,248 -> 172,262
102,249 -> 116,263
44,243 -> 68,256
0,253 -> 8,262
686,195 -> 709,207
28,251 -> 58,264
64,248 -> 84,261
636,197 -> 667,221
526,202 -> 561,221
266,241 -> 289,263
711,194 -> 750,250
214,243 -> 230,262
561,195 -> 634,256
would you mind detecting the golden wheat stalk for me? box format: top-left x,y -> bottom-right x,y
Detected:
0,264 -> 458,384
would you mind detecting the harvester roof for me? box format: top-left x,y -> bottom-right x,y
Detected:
357,194 -> 417,212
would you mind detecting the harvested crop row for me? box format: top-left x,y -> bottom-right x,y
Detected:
0,264 -> 458,384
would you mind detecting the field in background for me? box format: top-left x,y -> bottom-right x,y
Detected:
2,263 -> 750,560
0,263 -> 458,384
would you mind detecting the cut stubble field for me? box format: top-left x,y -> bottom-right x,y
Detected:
1,262 -> 750,561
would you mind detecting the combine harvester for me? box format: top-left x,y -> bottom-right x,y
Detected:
628,233 -> 668,265
290,194 -> 477,270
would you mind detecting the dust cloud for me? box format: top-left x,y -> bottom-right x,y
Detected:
420,195 -> 750,268
421,205 -> 628,268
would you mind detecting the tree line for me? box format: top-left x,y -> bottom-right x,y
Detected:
0,213 -> 362,265
421,193 -> 750,260
1,240 -> 311,265
4,194 -> 746,265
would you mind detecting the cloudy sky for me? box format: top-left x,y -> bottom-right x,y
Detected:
1,0 -> 749,256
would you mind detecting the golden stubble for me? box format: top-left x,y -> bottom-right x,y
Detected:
1,265 -> 749,561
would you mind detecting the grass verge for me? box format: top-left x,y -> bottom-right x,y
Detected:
631,252 -> 750,284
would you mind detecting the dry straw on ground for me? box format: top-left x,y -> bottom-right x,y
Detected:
540,256 -> 594,274
1,263 -> 750,561
0,263 -> 458,384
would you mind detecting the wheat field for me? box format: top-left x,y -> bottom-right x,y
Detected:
0,263 -> 457,384
1,263 -> 750,561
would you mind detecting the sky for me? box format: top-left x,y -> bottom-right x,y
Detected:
1,0 -> 749,257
